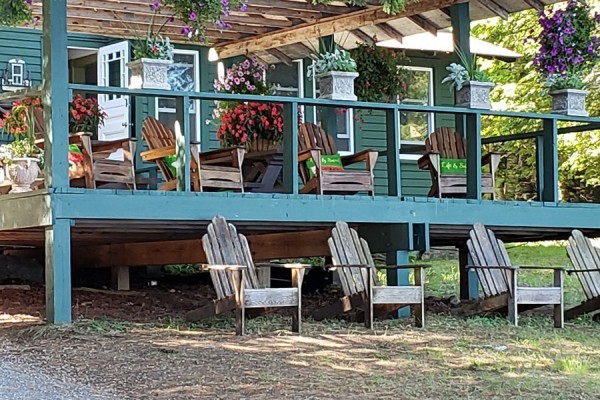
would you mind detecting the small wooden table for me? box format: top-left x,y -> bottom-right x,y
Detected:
243,149 -> 285,193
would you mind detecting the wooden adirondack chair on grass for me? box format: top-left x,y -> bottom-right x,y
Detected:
298,123 -> 378,195
140,117 -> 245,192
186,216 -> 308,335
418,127 -> 501,198
312,221 -> 426,328
565,230 -> 600,320
466,223 -> 564,327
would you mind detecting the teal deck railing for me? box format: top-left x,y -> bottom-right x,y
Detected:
3,84 -> 600,203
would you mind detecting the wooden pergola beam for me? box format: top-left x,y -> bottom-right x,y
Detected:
522,0 -> 546,12
408,14 -> 441,35
214,0 -> 468,59
375,23 -> 404,42
266,48 -> 294,65
478,0 -> 510,20
350,29 -> 377,45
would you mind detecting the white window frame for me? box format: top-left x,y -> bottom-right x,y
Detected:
399,66 -> 434,161
10,60 -> 24,86
156,49 -> 201,143
310,62 -> 354,156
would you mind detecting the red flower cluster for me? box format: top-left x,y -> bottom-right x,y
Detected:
217,102 -> 284,147
0,97 -> 41,135
69,94 -> 107,134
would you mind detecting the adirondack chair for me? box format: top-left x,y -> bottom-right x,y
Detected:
186,215 -> 307,335
140,117 -> 245,192
298,123 -> 378,195
565,230 -> 600,320
418,127 -> 501,198
312,221 -> 426,328
466,223 -> 564,327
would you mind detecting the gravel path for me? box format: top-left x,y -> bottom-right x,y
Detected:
0,358 -> 125,400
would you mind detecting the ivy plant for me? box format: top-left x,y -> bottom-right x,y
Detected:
0,0 -> 32,27
312,0 -> 411,14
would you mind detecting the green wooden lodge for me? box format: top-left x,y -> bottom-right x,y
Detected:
1,0 -> 599,324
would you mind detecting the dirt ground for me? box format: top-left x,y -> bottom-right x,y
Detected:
0,280 -> 599,399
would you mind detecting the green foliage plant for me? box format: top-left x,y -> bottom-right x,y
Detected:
0,0 -> 32,27
311,0 -> 412,15
351,43 -> 408,102
442,48 -> 490,91
307,47 -> 357,78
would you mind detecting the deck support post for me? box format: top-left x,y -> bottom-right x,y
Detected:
466,113 -> 482,200
45,219 -> 72,324
386,108 -> 402,197
175,96 -> 192,192
537,118 -> 559,202
450,2 -> 471,134
111,267 -> 131,291
42,0 -> 70,190
282,102 -> 299,194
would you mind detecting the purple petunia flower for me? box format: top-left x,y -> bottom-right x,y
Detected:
189,12 -> 197,21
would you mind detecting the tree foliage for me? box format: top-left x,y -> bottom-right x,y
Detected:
472,3 -> 600,202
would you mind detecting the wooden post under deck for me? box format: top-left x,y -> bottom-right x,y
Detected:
45,219 -> 72,324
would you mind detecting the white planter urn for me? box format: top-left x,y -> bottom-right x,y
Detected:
456,81 -> 495,109
317,71 -> 359,101
549,89 -> 589,117
128,58 -> 173,90
8,157 -> 40,193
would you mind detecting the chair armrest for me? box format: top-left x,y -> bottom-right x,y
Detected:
515,265 -> 565,271
374,264 -> 430,270
467,265 -> 518,271
255,262 -> 311,270
298,148 -> 319,163
92,138 -> 137,153
340,149 -> 378,166
417,151 -> 440,170
566,268 -> 600,275
199,146 -> 244,162
141,146 -> 175,161
326,264 -> 372,269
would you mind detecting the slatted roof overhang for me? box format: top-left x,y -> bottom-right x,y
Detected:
25,0 -> 562,63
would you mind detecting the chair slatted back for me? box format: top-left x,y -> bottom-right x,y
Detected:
567,230 -> 600,301
328,221 -> 380,297
299,123 -> 337,155
33,107 -> 45,135
425,127 -> 466,159
202,216 -> 261,300
467,223 -> 511,298
141,117 -> 176,182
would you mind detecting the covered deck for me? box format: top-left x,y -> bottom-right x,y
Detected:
1,0 -> 600,323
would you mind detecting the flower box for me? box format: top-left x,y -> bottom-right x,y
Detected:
128,58 -> 173,90
317,71 -> 359,101
456,81 -> 494,109
549,89 -> 589,117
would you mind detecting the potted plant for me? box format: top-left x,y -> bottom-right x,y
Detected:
124,3 -> 175,90
0,98 -> 41,193
213,57 -> 282,152
442,49 -> 494,109
534,0 -> 600,117
69,94 -> 107,137
216,102 -> 284,152
351,43 -> 409,103
307,46 -> 358,101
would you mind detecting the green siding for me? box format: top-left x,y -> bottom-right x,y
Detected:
0,28 -> 43,90
354,52 -> 457,197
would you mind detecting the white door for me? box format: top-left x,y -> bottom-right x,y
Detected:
97,41 -> 130,141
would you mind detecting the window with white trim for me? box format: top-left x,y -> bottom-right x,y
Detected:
156,50 -> 201,142
399,66 -> 434,159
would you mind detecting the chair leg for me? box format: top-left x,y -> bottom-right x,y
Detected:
232,269 -> 245,336
554,269 -> 564,328
507,270 -> 518,326
291,269 -> 305,334
414,267 -> 425,328
364,271 -> 374,330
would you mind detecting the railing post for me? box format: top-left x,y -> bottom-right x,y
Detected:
537,118 -> 559,202
386,108 -> 401,197
175,96 -> 192,192
466,112 -> 482,200
282,102 -> 299,194
42,0 -> 70,190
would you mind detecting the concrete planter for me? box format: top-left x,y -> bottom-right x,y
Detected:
317,71 -> 359,101
8,157 -> 40,193
549,89 -> 589,117
456,81 -> 495,109
128,58 -> 173,90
